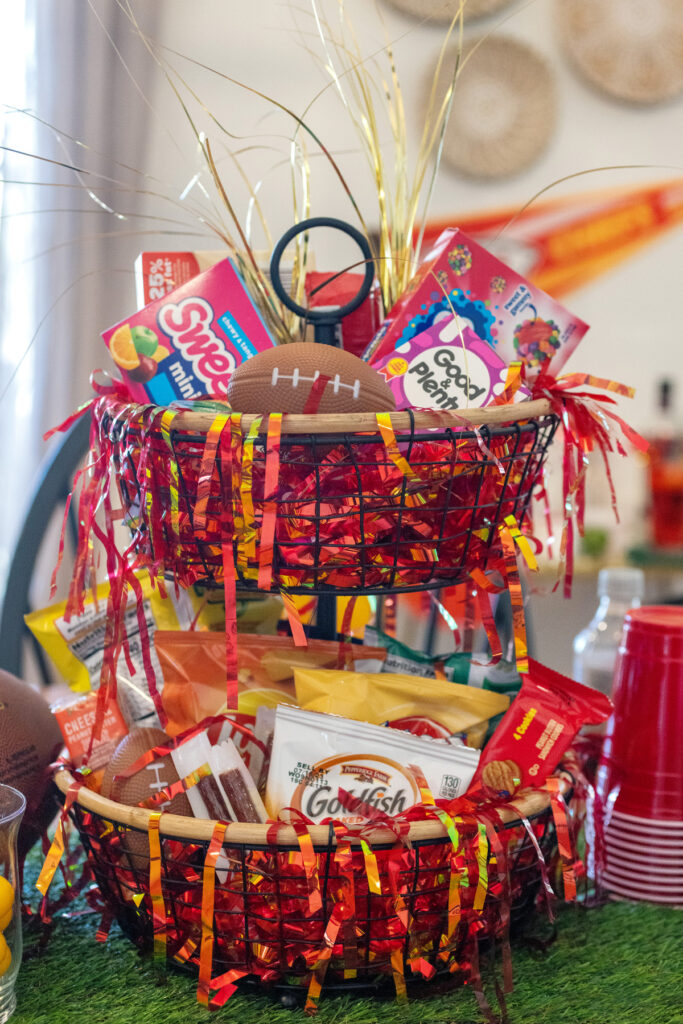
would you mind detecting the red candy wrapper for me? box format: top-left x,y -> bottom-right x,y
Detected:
468,658 -> 612,797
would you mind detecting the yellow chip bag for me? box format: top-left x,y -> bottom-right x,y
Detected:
176,585 -> 284,634
294,667 -> 510,747
25,577 -> 180,727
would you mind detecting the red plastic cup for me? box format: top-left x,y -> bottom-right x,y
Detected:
604,868 -> 683,892
604,873 -> 683,905
609,815 -> 683,840
611,809 -> 683,831
607,824 -> 680,848
607,831 -> 683,855
598,606 -> 683,822
604,842 -> 683,871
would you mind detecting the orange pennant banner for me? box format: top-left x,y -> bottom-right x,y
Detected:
423,177 -> 683,297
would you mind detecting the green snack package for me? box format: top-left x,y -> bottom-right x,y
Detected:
361,626 -> 519,686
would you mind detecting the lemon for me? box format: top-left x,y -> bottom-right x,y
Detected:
0,933 -> 10,977
0,877 -> 13,932
109,324 -> 140,370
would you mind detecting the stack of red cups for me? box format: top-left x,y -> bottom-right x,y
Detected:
597,605 -> 683,905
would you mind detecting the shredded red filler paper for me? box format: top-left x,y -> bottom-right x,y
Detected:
39,367 -> 641,1013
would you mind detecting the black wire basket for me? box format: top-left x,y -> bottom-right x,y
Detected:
56,767 -> 566,1007
94,397 -> 558,594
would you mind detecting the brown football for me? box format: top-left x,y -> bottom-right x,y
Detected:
0,669 -> 64,862
227,341 -> 396,414
101,726 -> 191,815
101,727 -> 192,876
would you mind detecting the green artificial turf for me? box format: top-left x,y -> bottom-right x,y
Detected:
13,855 -> 682,1024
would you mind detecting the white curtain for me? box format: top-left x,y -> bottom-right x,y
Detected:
0,0 -> 163,604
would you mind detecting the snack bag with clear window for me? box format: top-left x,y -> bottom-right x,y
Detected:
25,578 -> 180,728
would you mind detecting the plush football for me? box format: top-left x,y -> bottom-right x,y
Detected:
101,726 -> 192,876
227,341 -> 396,414
101,726 -> 192,816
0,669 -> 64,862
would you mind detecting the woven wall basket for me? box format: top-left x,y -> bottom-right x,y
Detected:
558,0 -> 683,105
384,0 -> 515,23
435,34 -> 557,180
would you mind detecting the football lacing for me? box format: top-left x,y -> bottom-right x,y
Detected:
270,366 -> 361,398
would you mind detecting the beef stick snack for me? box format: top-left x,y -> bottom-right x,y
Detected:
467,658 -> 612,798
170,730 -> 267,824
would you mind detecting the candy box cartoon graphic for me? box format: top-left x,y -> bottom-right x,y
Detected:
103,257 -> 277,405
364,228 -> 589,376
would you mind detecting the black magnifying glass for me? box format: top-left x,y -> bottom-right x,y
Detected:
269,216 -> 375,347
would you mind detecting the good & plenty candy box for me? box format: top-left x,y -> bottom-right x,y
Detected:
375,319 -> 510,411
364,228 -> 589,380
103,257 -> 276,404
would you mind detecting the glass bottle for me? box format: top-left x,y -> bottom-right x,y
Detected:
572,567 -> 645,698
648,378 -> 683,549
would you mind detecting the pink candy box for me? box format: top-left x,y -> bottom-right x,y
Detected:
102,257 -> 276,405
375,319 -> 510,411
365,228 -> 589,377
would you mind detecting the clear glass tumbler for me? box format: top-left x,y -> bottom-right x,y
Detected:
0,786 -> 25,1024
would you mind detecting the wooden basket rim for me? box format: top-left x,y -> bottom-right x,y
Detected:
55,765 -> 564,847
98,397 -> 554,437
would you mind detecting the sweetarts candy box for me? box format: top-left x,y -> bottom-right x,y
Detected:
375,318 -> 510,411
134,250 -> 225,308
102,257 -> 277,404
364,227 -> 589,377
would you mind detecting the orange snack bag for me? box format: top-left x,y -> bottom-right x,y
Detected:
155,632 -> 387,736
53,691 -> 129,791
